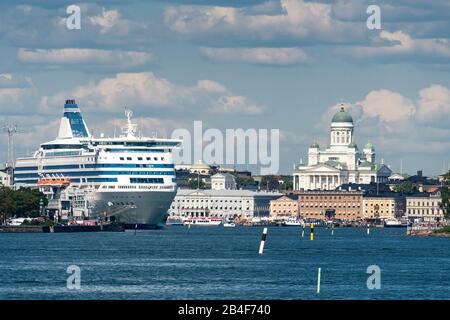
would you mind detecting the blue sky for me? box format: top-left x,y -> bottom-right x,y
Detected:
0,0 -> 450,176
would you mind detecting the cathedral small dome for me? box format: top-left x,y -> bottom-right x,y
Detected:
191,160 -> 211,170
348,141 -> 357,148
364,141 -> 374,150
331,106 -> 353,123
309,142 -> 319,148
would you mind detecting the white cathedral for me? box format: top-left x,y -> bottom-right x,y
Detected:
293,105 -> 392,191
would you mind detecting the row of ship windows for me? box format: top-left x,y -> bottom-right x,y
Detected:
15,163 -> 174,171
130,178 -> 164,184
15,171 -> 175,178
119,156 -> 165,161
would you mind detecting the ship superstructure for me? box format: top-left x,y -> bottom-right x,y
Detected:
14,100 -> 181,228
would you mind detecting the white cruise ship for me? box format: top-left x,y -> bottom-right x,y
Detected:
14,100 -> 181,229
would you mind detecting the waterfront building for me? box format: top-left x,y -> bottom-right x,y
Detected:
336,182 -> 390,195
0,163 -> 12,187
387,170 -> 442,193
362,193 -> 405,220
405,192 -> 444,223
293,106 -> 392,191
269,195 -> 299,220
0,171 -> 10,187
210,173 -> 237,190
168,189 -> 282,220
297,190 -> 363,221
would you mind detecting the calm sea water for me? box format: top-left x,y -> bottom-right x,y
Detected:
0,226 -> 449,300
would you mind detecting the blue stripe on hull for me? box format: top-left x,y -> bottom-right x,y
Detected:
15,163 -> 175,171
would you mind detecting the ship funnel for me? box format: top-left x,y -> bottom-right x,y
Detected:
57,99 -> 90,139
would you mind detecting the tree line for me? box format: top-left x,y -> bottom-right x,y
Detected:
0,187 -> 48,224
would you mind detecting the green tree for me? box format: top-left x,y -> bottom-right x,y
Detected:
11,188 -> 47,218
235,176 -> 258,189
0,187 -> 16,224
0,187 -> 47,222
439,170 -> 450,220
188,178 -> 206,189
281,176 -> 293,190
393,181 -> 417,195
261,175 -> 281,191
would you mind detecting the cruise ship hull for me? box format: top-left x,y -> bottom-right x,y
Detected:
90,190 -> 176,229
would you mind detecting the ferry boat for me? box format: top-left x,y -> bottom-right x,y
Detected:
384,218 -> 408,228
282,218 -> 305,227
14,100 -> 181,229
166,215 -> 185,226
183,217 -> 222,226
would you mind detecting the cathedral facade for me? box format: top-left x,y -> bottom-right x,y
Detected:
293,106 -> 392,191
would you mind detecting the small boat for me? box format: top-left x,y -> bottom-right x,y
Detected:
223,219 -> 236,228
282,218 -> 304,227
384,218 -> 408,228
183,217 -> 222,226
166,216 -> 184,226
223,222 -> 236,228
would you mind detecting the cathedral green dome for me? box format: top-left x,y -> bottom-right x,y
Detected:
332,107 -> 353,123
364,141 -> 374,149
348,141 -> 357,148
309,142 -> 319,148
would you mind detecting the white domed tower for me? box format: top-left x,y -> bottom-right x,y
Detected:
330,105 -> 354,149
308,142 -> 320,166
363,141 -> 375,163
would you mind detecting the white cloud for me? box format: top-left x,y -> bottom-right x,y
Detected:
208,95 -> 265,115
340,30 -> 450,62
87,9 -> 130,35
199,47 -> 309,65
0,74 -> 36,114
40,72 -> 264,116
17,48 -> 154,68
196,80 -> 227,93
355,89 -> 416,123
0,5 -> 155,48
164,0 -> 366,45
317,85 -> 450,158
417,84 -> 450,126
0,74 -> 32,89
